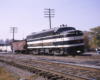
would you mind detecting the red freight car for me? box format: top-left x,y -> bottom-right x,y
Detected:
12,40 -> 27,53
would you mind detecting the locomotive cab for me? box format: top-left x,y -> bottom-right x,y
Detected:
55,27 -> 76,34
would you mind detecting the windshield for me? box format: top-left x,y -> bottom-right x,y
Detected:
57,27 -> 76,33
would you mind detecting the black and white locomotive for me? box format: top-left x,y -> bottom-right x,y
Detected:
27,26 -> 84,55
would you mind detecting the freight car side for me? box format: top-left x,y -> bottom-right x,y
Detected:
12,40 -> 27,53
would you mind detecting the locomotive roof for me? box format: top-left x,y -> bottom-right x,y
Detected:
27,26 -> 75,36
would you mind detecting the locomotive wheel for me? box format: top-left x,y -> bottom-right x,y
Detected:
43,49 -> 46,55
53,49 -> 64,55
32,50 -> 39,55
32,51 -> 34,54
53,51 -> 57,55
38,49 -> 41,55
52,50 -> 55,56
60,50 -> 64,55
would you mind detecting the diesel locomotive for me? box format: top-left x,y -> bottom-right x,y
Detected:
26,26 -> 84,56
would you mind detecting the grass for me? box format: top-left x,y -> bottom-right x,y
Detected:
0,66 -> 40,80
0,66 -> 18,80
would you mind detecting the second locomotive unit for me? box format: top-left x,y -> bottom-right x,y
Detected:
26,25 -> 84,55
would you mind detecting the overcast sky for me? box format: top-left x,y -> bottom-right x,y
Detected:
0,0 -> 100,40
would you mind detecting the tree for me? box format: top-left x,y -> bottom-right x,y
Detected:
83,31 -> 90,49
0,39 -> 4,42
4,39 -> 13,45
5,39 -> 10,45
89,26 -> 100,49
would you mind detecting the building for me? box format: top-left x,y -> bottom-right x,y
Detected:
0,41 -> 6,51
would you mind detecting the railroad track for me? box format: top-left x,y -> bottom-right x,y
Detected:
0,58 -> 96,80
0,56 -> 100,80
0,56 -> 100,71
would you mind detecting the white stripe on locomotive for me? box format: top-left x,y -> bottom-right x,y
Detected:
27,36 -> 83,44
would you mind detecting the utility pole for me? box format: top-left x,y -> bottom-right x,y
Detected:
44,8 -> 55,29
10,27 -> 18,42
10,27 -> 18,52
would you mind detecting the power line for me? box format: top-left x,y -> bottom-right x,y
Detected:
44,8 -> 55,29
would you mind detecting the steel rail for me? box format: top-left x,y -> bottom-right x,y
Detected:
0,58 -> 96,80
30,58 -> 100,72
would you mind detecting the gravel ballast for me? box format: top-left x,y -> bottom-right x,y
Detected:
0,62 -> 45,80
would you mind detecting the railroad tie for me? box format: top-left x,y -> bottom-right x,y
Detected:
30,69 -> 38,73
35,70 -> 42,74
56,78 -> 69,80
32,69 -> 37,73
41,72 -> 51,78
31,69 -> 38,73
37,70 -> 44,74
46,74 -> 54,79
27,68 -> 32,72
50,75 -> 63,80
38,71 -> 47,75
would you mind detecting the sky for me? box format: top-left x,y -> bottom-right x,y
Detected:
0,0 -> 100,41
